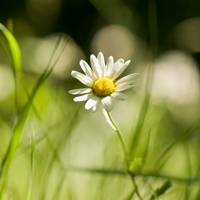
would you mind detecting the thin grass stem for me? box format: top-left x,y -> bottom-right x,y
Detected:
106,111 -> 143,200
130,177 -> 143,200
107,111 -> 129,168
26,125 -> 35,200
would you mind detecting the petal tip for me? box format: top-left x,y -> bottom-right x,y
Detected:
90,54 -> 96,59
79,60 -> 84,65
71,70 -> 77,76
125,60 -> 131,66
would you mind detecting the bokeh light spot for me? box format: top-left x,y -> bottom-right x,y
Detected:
35,34 -> 85,79
152,51 -> 200,104
91,25 -> 135,60
173,17 -> 200,53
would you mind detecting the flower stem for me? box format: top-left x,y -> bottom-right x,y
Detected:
107,112 -> 129,167
107,111 -> 143,200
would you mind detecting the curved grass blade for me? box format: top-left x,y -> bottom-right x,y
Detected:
0,33 -> 66,199
0,23 -> 21,73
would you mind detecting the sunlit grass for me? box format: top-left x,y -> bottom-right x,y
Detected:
0,15 -> 200,200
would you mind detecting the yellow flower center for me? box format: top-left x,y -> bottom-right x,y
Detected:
93,77 -> 115,97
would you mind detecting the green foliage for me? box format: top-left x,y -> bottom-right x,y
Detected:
0,1 -> 200,199
0,23 -> 21,73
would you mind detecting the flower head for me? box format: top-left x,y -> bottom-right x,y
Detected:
68,52 -> 140,112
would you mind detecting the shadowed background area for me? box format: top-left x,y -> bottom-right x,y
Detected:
0,0 -> 200,199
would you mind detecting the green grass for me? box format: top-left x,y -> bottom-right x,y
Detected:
0,18 -> 200,200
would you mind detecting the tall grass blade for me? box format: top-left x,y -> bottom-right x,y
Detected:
183,141 -> 191,200
153,127 -> 194,173
0,33 -> 66,199
129,0 -> 158,160
26,126 -> 35,200
129,88 -> 151,160
141,129 -> 151,168
0,23 -> 21,73
51,174 -> 65,200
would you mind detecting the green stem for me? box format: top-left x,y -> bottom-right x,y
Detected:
131,176 -> 143,200
107,112 -> 129,167
107,111 -> 143,200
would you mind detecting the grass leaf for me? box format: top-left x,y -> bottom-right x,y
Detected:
0,33 -> 66,198
0,23 -> 22,73
149,180 -> 173,200
26,126 -> 35,200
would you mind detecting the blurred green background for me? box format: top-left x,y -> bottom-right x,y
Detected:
0,0 -> 200,199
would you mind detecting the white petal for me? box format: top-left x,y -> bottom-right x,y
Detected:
97,52 -> 106,77
71,71 -> 93,87
111,92 -> 126,100
101,96 -> 114,111
115,58 -> 124,63
92,102 -> 98,112
92,98 -> 100,112
111,60 -> 131,80
107,59 -> 124,78
79,60 -> 95,80
85,96 -> 99,110
115,82 -> 136,92
105,56 -> 114,76
103,109 -> 116,131
73,93 -> 93,102
116,73 -> 141,84
106,56 -> 114,68
68,88 -> 92,95
90,54 -> 102,78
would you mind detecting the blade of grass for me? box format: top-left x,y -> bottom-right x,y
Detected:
38,153 -> 57,200
26,125 -> 35,200
0,33 -> 66,199
148,182 -> 159,200
51,173 -> 65,200
0,22 -> 22,128
183,141 -> 192,200
0,23 -> 21,73
67,166 -> 200,183
149,180 -> 172,200
68,166 -> 127,176
19,33 -> 70,119
129,77 -> 151,160
141,128 -> 151,168
194,153 -> 200,200
17,105 -> 80,157
129,0 -> 158,160
123,190 -> 135,200
153,127 -> 195,173
129,0 -> 158,162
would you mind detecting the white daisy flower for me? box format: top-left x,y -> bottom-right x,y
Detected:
68,52 -> 140,112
